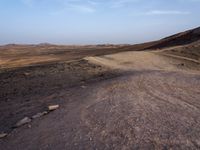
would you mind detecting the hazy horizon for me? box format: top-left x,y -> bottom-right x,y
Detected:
1,0 -> 200,45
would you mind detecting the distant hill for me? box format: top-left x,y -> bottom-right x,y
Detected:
1,26 -> 200,51
148,26 -> 200,49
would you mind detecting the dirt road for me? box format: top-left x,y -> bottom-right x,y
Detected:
1,51 -> 200,149
85,51 -> 200,72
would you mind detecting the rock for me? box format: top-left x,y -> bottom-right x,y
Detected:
15,117 -> 31,127
48,105 -> 59,111
0,133 -> 7,139
195,140 -> 200,146
32,111 -> 48,119
81,85 -> 86,89
24,72 -> 30,76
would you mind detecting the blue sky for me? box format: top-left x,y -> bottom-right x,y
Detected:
0,0 -> 200,44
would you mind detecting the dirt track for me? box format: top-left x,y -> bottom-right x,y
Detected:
0,50 -> 200,149
85,51 -> 200,72
1,71 -> 200,149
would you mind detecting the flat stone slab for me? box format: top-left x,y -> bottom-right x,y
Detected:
48,105 -> 59,111
15,117 -> 31,128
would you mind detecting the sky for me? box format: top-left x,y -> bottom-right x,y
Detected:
0,0 -> 200,45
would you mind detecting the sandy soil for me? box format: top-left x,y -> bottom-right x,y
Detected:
85,51 -> 200,72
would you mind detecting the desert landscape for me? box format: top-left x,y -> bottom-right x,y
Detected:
0,27 -> 200,149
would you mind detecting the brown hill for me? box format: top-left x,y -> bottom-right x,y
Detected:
0,26 -> 200,70
114,26 -> 200,53
148,26 -> 200,49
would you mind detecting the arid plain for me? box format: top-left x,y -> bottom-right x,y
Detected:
0,27 -> 200,149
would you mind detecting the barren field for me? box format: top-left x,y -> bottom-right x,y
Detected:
0,28 -> 200,149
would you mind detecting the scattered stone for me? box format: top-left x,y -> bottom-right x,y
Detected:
81,85 -> 86,89
81,81 -> 86,84
24,72 -> 30,76
15,117 -> 31,127
195,140 -> 200,146
48,105 -> 59,111
32,111 -> 48,119
0,133 -> 7,139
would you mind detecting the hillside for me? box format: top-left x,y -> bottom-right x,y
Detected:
148,26 -> 200,49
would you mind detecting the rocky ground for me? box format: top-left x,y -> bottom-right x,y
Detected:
0,27 -> 200,149
0,48 -> 200,149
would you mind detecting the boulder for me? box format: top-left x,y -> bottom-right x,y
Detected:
32,111 -> 48,119
0,133 -> 7,139
48,105 -> 59,111
15,117 -> 31,127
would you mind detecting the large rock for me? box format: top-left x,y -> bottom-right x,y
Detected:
48,105 -> 59,111
32,111 -> 48,119
0,133 -> 7,139
15,117 -> 31,127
